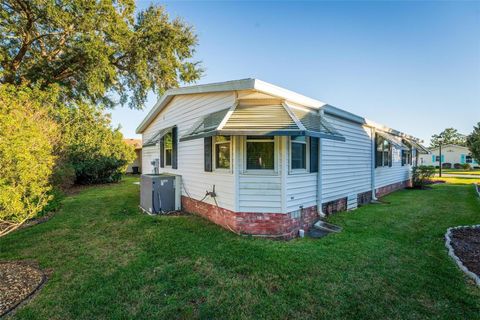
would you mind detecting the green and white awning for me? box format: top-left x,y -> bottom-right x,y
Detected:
180,103 -> 345,142
142,126 -> 174,147
404,139 -> 429,154
377,131 -> 429,154
376,131 -> 409,150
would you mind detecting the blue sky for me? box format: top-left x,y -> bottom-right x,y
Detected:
111,1 -> 480,145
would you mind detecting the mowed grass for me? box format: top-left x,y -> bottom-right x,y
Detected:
1,177 -> 480,319
438,176 -> 480,184
436,169 -> 480,176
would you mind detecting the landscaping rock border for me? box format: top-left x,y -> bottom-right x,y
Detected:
0,261 -> 48,317
445,225 -> 480,287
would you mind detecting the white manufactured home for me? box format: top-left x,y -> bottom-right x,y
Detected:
136,79 -> 428,239
419,144 -> 479,168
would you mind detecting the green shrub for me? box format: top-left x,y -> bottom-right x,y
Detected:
460,163 -> 472,170
38,188 -> 65,217
412,165 -> 435,188
0,85 -> 59,236
57,103 -> 136,184
51,161 -> 76,190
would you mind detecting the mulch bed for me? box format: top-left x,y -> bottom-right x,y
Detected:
448,226 -> 480,284
0,261 -> 48,317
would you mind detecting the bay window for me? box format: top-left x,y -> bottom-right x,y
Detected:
246,136 -> 275,170
291,136 -> 307,170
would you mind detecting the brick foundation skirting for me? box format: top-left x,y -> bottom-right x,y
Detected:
322,197 -> 347,215
181,179 -> 412,239
357,191 -> 372,206
181,196 -> 319,240
375,179 -> 412,198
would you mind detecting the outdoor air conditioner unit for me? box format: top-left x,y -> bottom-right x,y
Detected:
140,173 -> 182,214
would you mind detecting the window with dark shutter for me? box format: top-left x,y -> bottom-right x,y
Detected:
388,144 -> 393,167
159,136 -> 165,168
204,136 -> 213,172
309,137 -> 319,173
172,126 -> 178,169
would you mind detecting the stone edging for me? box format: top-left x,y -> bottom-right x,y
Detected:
444,225 -> 480,287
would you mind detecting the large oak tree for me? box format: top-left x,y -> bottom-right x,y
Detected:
0,0 -> 202,108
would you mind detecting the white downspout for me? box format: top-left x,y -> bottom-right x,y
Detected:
371,127 -> 378,200
317,109 -> 326,218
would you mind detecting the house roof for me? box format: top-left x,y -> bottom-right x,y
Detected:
136,78 -> 326,134
178,102 -> 344,142
124,139 -> 142,149
428,144 -> 470,152
136,78 -> 425,146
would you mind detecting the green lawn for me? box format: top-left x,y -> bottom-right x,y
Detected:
1,177 -> 480,319
436,169 -> 480,176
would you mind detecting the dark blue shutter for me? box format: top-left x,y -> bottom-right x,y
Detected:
388,144 -> 393,167
172,127 -> 178,169
159,136 -> 164,168
204,137 -> 213,172
374,134 -> 378,168
309,137 -> 319,173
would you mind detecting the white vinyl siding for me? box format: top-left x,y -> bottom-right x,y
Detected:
237,136 -> 283,213
141,92 -> 237,210
321,114 -> 372,203
375,146 -> 411,189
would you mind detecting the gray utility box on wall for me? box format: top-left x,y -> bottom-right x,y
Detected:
140,173 -> 182,214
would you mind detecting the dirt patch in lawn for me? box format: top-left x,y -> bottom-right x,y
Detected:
0,261 -> 49,317
449,227 -> 480,280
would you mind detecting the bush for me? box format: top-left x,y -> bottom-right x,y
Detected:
442,163 -> 452,169
57,103 -> 136,184
412,165 -> 436,188
0,85 -> 59,236
454,163 -> 462,169
51,161 -> 76,191
461,163 -> 472,170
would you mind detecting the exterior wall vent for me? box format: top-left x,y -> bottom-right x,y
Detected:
347,194 -> 358,211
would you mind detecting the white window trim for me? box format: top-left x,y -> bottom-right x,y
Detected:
376,135 -> 391,168
243,136 -> 278,175
289,136 -> 309,174
213,136 -> 232,173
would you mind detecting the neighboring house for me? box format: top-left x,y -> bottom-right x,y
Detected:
136,79 -> 428,239
124,139 -> 142,174
419,144 -> 478,168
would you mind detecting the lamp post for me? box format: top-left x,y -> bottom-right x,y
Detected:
439,140 -> 443,178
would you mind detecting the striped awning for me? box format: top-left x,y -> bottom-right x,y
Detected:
376,131 -> 409,150
405,139 -> 429,154
142,126 -> 174,147
180,103 -> 345,142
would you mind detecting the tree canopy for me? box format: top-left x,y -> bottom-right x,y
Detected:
0,0 -> 202,109
466,123 -> 480,163
430,128 -> 466,148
